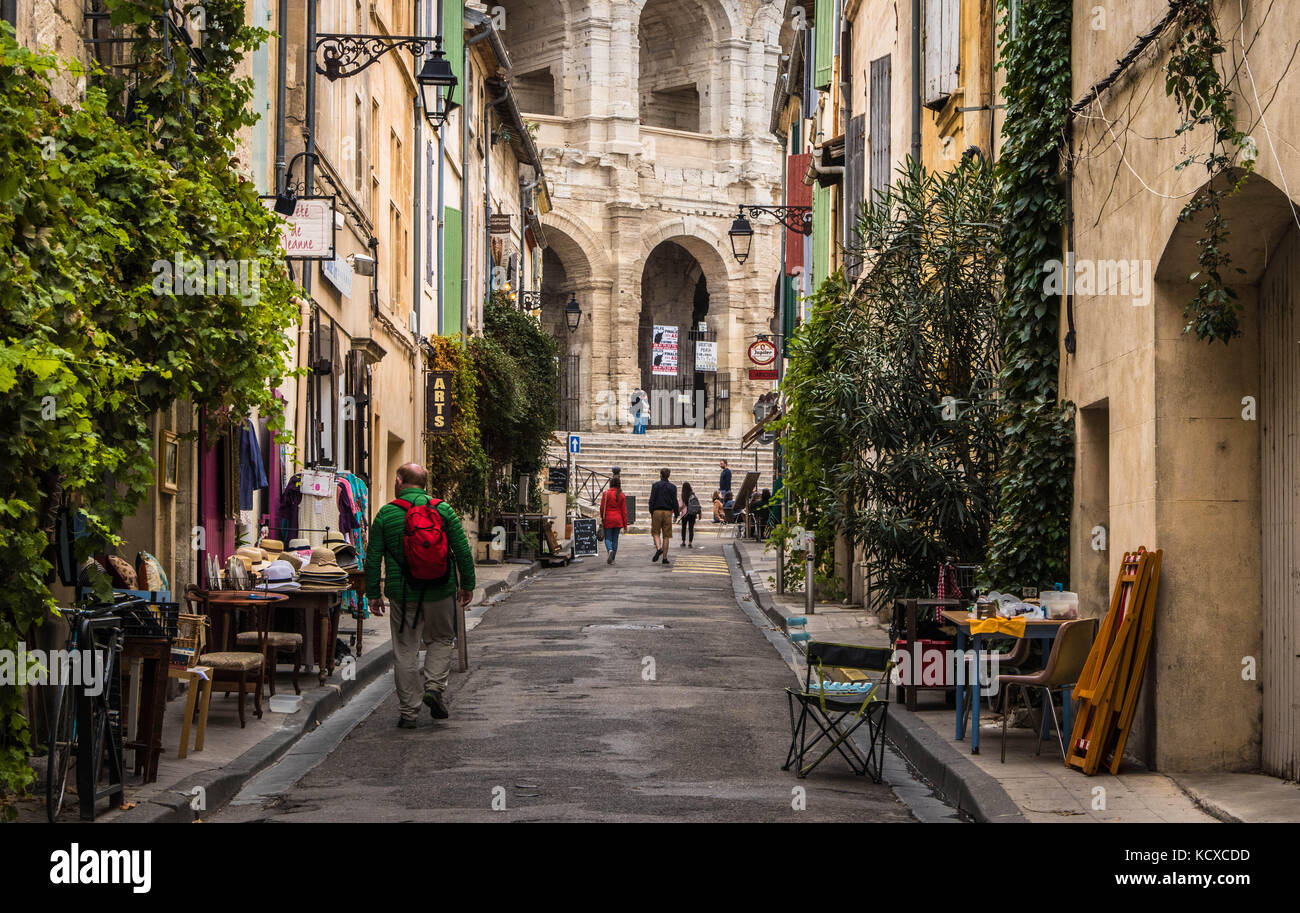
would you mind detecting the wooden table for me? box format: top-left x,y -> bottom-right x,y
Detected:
894,598 -> 963,710
120,636 -> 170,784
278,587 -> 349,683
198,590 -> 289,653
941,609 -> 1071,755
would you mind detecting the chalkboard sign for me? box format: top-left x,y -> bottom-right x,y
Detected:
547,465 -> 569,493
573,517 -> 598,557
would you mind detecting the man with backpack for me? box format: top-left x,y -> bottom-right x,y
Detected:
366,463 -> 476,728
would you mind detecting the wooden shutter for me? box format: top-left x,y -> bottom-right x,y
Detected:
443,207 -> 462,334
845,114 -> 866,280
785,153 -> 812,274
869,55 -> 892,202
923,0 -> 958,108
814,0 -> 833,90
812,183 -> 831,286
443,0 -> 464,107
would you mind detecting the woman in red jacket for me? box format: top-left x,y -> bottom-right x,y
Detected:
599,477 -> 628,564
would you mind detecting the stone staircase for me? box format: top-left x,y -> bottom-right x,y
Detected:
552,430 -> 775,515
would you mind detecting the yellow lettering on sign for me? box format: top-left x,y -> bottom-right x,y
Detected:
433,376 -> 446,390
434,390 -> 446,402
435,415 -> 446,428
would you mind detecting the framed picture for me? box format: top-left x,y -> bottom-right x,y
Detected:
160,430 -> 180,494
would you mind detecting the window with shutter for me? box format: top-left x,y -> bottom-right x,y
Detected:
845,114 -> 865,280
869,55 -> 892,203
814,0 -> 833,90
443,0 -> 464,108
923,0 -> 959,108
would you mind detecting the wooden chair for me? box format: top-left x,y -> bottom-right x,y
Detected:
168,612 -> 213,760
236,626 -> 302,696
187,585 -> 267,728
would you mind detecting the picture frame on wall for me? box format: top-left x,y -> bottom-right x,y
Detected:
160,430 -> 180,494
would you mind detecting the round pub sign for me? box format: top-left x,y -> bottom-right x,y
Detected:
748,339 -> 777,366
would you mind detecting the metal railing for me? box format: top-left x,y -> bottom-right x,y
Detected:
572,464 -> 612,505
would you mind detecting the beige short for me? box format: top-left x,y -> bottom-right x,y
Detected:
651,509 -> 674,539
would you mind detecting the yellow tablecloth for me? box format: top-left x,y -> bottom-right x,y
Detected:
968,615 -> 1028,638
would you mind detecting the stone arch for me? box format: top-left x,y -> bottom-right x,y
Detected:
633,0 -> 741,134
489,0 -> 575,116
637,216 -> 742,286
538,210 -> 610,284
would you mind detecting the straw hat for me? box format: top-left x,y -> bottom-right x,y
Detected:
257,560 -> 301,591
236,545 -> 273,572
260,538 -> 285,554
301,547 -> 344,575
275,551 -> 306,572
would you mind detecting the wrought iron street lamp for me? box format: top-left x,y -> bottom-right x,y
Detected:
274,150 -> 319,215
564,293 -> 582,332
727,204 -> 813,264
315,34 -> 458,128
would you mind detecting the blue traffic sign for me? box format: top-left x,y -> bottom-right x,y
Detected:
568,435 -> 580,454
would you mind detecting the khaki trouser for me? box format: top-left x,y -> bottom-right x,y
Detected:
389,595 -> 457,720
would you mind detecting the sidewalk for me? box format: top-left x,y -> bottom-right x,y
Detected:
731,538 -> 1300,823
12,560 -> 539,823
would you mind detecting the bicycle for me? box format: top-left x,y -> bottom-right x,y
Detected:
41,593 -> 138,822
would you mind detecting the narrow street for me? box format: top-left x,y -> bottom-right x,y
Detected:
214,536 -> 916,823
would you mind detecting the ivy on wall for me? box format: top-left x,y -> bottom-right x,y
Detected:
424,334 -> 489,517
1166,0 -> 1255,343
0,1 -> 301,807
981,0 -> 1075,592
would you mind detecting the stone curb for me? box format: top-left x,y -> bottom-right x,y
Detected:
115,634 -> 395,824
727,541 -> 1027,824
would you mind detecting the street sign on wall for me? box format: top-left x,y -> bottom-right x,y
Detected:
262,195 -> 337,260
426,371 -> 455,433
748,339 -> 777,367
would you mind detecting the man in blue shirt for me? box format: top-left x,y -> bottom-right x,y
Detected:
719,460 -> 732,499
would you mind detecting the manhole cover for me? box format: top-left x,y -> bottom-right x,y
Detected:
581,623 -> 668,631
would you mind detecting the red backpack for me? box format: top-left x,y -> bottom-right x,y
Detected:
391,497 -> 451,585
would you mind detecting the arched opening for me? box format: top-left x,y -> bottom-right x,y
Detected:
1150,170 -> 1300,777
638,240 -> 726,429
637,0 -> 714,133
489,0 -> 567,116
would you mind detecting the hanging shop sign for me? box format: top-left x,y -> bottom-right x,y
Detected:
652,324 -> 678,376
489,213 -> 514,235
321,254 -> 353,298
695,340 -> 718,373
426,371 -> 455,433
749,368 -> 778,380
748,339 -> 777,367
262,195 -> 337,260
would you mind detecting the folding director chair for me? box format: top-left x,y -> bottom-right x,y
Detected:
784,642 -> 896,783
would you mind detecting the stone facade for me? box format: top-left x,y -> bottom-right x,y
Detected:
488,0 -> 789,434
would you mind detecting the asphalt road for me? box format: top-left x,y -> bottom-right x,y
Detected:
213,534 -> 915,822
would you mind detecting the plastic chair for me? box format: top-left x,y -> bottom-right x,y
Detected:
997,618 -> 1098,763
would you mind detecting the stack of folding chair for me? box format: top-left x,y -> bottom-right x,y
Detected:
783,642 -> 896,783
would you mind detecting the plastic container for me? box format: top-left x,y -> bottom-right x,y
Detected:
1041,590 -> 1079,619
269,694 -> 302,713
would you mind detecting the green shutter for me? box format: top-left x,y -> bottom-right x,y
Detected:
814,0 -> 833,90
783,274 -> 799,349
812,184 -> 830,286
442,0 -> 464,107
443,207 -> 462,335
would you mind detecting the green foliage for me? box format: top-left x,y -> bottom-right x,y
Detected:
1166,0 -> 1254,343
425,335 -> 489,515
982,0 -> 1075,593
482,294 -> 560,477
0,4 -> 300,801
776,156 -> 1004,612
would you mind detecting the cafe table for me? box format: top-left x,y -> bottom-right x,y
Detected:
941,609 -> 1071,755
197,590 -> 289,653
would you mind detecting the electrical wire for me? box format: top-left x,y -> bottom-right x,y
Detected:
1238,0 -> 1300,235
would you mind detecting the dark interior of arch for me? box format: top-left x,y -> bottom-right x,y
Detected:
638,240 -> 709,396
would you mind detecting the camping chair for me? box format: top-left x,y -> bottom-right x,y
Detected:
784,642 -> 896,783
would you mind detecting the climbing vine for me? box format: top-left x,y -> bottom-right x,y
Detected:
982,0 -> 1075,592
424,335 -> 489,518
1166,0 -> 1255,343
0,2 -> 301,807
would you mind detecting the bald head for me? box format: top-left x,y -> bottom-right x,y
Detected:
396,462 -> 428,489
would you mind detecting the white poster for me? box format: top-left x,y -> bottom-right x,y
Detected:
652,324 -> 678,376
695,340 -> 717,372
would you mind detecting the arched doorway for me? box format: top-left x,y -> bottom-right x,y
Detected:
638,239 -> 727,430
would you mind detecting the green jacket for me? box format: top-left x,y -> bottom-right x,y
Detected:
365,487 -> 476,608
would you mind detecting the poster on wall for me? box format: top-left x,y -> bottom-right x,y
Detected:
652,324 -> 678,376
695,340 -> 717,372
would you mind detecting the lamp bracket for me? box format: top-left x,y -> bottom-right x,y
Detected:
740,204 -> 813,236
316,34 -> 440,81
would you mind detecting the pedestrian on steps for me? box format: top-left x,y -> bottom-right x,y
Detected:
366,462 -> 476,728
648,468 -> 678,566
599,477 -> 628,564
679,481 -> 701,548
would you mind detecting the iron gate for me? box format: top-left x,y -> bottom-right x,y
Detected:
558,354 -> 580,430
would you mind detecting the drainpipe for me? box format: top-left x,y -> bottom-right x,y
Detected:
304,0 -> 317,301
274,0 -> 287,193
436,1 -> 445,335
413,90 -> 422,339
911,0 -> 921,160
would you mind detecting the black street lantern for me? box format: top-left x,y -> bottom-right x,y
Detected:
564,293 -> 582,332
728,212 -> 755,264
417,41 -> 458,129
728,204 -> 813,264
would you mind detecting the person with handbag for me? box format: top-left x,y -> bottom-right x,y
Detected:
679,481 -> 702,548
598,477 -> 628,564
